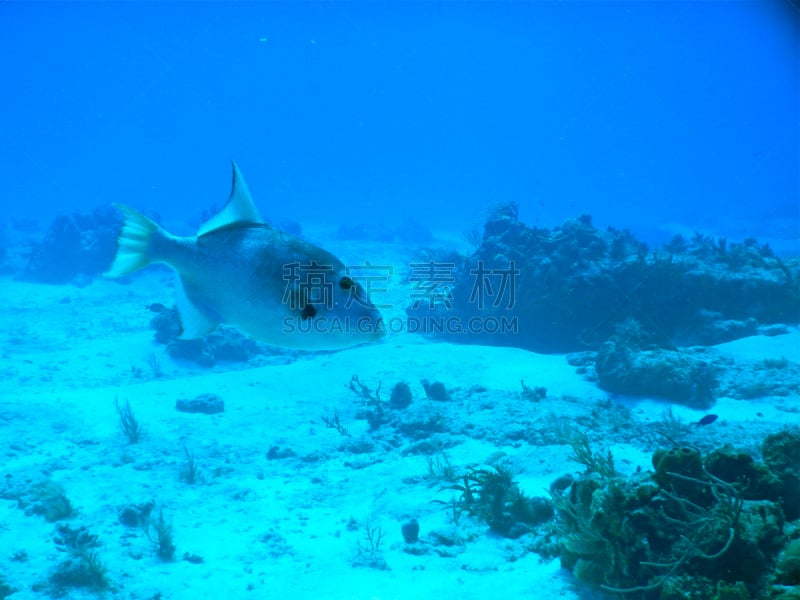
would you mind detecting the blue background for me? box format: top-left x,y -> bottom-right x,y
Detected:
1,1 -> 797,243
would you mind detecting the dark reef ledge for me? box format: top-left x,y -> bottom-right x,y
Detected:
408,203 -> 800,354
6,203 -> 799,362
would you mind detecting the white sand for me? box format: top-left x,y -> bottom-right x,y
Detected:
0,259 -> 797,599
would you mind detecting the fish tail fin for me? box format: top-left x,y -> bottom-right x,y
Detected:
104,204 -> 163,277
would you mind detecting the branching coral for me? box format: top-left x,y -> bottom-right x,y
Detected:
600,465 -> 742,594
554,445 -> 783,597
435,463 -> 553,538
567,430 -> 616,480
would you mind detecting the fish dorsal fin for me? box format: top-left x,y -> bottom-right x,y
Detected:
197,161 -> 265,236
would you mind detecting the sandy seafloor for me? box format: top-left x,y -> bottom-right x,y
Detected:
0,233 -> 798,600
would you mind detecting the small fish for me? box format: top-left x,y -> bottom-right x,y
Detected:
105,162 -> 385,350
695,414 -> 719,426
145,302 -> 169,313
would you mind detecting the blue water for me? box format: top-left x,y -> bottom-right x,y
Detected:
1,4 -> 800,599
1,1 -> 797,241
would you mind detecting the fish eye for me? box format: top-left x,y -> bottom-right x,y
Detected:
301,304 -> 317,320
339,276 -> 354,290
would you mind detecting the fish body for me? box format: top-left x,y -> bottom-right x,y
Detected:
105,162 -> 384,350
694,414 -> 719,426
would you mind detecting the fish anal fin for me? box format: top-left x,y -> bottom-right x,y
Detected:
197,161 -> 265,236
174,277 -> 219,339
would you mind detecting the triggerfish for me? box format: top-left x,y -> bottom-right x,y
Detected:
105,162 -> 385,350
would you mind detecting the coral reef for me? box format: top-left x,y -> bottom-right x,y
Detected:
146,508 -> 176,561
340,375 -> 449,441
401,519 -> 420,543
594,320 -> 717,407
407,203 -> 800,353
1,479 -> 73,522
552,437 -> 797,597
0,577 -> 14,600
21,206 -> 121,284
115,396 -> 143,443
175,393 -> 225,414
118,501 -> 154,527
49,524 -> 109,592
149,304 -> 291,366
436,463 -> 554,539
570,321 -> 799,404
775,538 -> 800,586
421,380 -> 451,402
389,381 -> 413,409
761,429 -> 800,520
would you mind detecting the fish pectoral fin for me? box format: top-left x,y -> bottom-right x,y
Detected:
174,277 -> 219,339
197,161 -> 265,236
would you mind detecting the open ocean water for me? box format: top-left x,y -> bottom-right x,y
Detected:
0,3 -> 799,600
